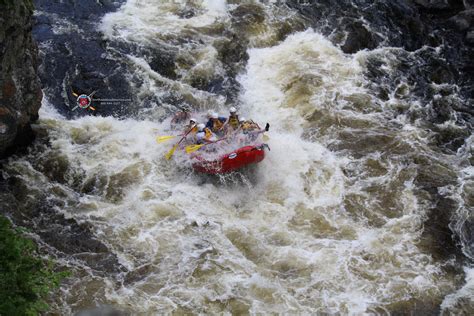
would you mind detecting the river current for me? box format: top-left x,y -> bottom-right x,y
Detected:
2,0 -> 473,314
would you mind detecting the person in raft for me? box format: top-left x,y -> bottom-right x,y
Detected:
222,107 -> 240,134
206,112 -> 226,136
183,118 -> 197,132
205,110 -> 214,120
170,107 -> 191,128
239,117 -> 259,132
174,118 -> 197,145
238,117 -> 270,142
195,123 -> 217,144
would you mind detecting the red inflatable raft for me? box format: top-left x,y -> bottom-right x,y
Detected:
192,144 -> 268,174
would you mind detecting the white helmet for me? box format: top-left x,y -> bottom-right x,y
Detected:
212,112 -> 218,119
197,123 -> 205,131
239,117 -> 246,122
190,118 -> 197,124
206,110 -> 213,118
229,107 -> 237,113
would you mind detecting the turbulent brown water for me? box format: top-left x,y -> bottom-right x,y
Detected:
1,0 -> 473,314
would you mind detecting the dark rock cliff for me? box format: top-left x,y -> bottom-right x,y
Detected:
0,0 -> 42,158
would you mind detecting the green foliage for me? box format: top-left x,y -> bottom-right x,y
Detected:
0,216 -> 69,316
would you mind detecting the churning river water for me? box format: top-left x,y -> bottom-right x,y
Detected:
2,0 -> 473,314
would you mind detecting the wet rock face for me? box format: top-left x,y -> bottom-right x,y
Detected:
0,0 -> 42,158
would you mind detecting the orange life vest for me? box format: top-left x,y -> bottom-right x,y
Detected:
185,125 -> 198,135
204,127 -> 213,140
241,121 -> 253,132
210,119 -> 224,132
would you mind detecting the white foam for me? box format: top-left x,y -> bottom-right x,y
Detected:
100,0 -> 229,44
441,266 -> 474,312
16,10 -> 468,315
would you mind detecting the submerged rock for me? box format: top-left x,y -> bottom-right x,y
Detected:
340,20 -> 378,54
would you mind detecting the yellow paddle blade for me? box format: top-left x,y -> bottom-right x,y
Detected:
185,144 -> 204,154
263,134 -> 269,141
156,135 -> 176,143
165,144 -> 178,160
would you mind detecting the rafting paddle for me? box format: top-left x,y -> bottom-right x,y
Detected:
185,137 -> 227,154
185,144 -> 204,154
156,135 -> 177,143
165,125 -> 195,160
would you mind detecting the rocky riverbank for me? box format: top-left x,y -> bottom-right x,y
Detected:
0,3 -> 126,313
1,0 -> 473,313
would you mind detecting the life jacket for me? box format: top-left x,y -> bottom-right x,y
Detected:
204,127 -> 213,140
185,125 -> 198,134
196,128 -> 214,144
210,118 -> 224,132
240,122 -> 253,133
228,114 -> 239,129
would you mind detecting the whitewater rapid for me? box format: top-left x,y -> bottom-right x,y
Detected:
4,0 -> 473,314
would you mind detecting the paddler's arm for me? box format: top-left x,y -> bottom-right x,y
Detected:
220,117 -> 231,130
181,124 -> 197,137
248,123 -> 270,135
